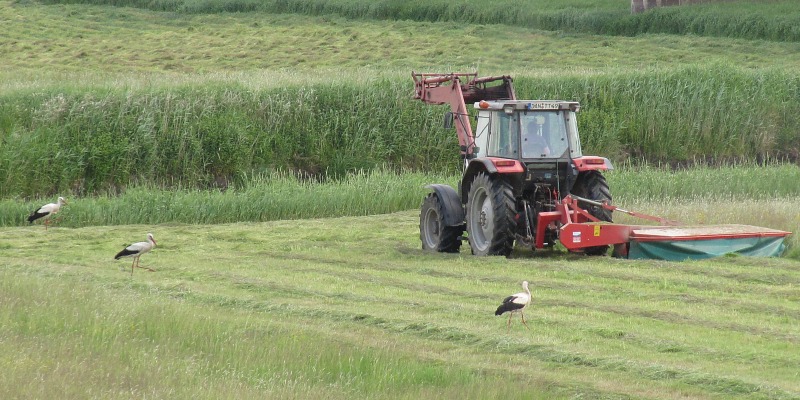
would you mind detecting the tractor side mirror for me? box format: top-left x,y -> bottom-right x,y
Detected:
443,112 -> 453,129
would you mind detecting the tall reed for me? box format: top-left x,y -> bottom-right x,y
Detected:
2,66 -> 798,197
0,169 -> 457,227
2,164 -> 798,228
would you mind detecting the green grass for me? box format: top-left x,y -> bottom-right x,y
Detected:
2,68 -> 799,197
3,1 -> 800,196
4,1 -> 800,74
4,163 -> 799,222
0,169 -> 455,225
610,162 -> 800,201
3,165 -> 798,257
3,1 -> 799,398
33,0 -> 800,42
2,212 -> 799,399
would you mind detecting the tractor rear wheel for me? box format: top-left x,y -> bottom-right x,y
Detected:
420,193 -> 463,253
465,172 -> 516,256
571,170 -> 613,256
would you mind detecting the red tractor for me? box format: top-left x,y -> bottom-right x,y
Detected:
414,72 -> 791,260
414,72 -> 614,256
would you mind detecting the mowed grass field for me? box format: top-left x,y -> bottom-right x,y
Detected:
3,0 -> 800,75
2,212 -> 799,399
2,0 -> 800,398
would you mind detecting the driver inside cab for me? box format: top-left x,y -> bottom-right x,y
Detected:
523,116 -> 551,158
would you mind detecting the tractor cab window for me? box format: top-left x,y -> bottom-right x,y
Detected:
566,111 -> 582,158
487,112 -> 519,159
521,112 -> 570,159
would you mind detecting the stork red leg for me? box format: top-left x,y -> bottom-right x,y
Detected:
115,233 -> 157,276
521,312 -> 529,329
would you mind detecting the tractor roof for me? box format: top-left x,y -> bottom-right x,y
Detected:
474,100 -> 581,112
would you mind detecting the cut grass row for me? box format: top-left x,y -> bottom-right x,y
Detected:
1,212 -> 799,399
36,0 -> 800,42
5,2 -> 800,74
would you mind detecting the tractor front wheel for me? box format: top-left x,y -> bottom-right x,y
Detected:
420,193 -> 463,253
465,172 -> 516,256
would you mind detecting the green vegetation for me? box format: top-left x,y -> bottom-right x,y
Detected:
5,3 -> 800,73
610,163 -> 800,201
2,214 -> 799,399
2,1 -> 800,398
5,164 -> 800,225
3,1 -> 800,197
4,165 -> 799,255
3,68 -> 799,197
35,0 -> 800,42
0,82 -> 454,196
0,169 -> 453,226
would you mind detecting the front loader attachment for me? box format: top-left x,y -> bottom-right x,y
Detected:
541,196 -> 791,260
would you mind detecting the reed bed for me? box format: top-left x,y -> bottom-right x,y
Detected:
39,0 -> 800,42
2,66 -> 799,198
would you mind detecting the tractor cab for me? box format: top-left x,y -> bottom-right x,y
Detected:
471,100 -> 588,198
472,100 -> 582,161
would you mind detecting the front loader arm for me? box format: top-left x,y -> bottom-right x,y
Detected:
412,72 -> 515,159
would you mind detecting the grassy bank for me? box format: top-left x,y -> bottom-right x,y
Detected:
1,212 -> 799,399
4,164 -> 800,225
5,2 -> 800,74
0,169 -> 452,226
2,165 -> 798,256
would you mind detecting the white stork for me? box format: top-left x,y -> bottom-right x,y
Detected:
114,233 -> 157,275
495,281 -> 531,332
27,196 -> 68,230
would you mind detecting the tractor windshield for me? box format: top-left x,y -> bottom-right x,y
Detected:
521,112 -> 570,159
481,109 -> 581,160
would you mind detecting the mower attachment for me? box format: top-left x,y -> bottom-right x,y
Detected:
543,195 -> 791,260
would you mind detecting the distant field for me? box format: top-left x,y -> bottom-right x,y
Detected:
2,212 -> 799,399
4,1 -> 800,74
35,0 -> 800,41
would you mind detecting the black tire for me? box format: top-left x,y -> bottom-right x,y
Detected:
420,193 -> 463,253
571,170 -> 613,256
465,172 -> 516,256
